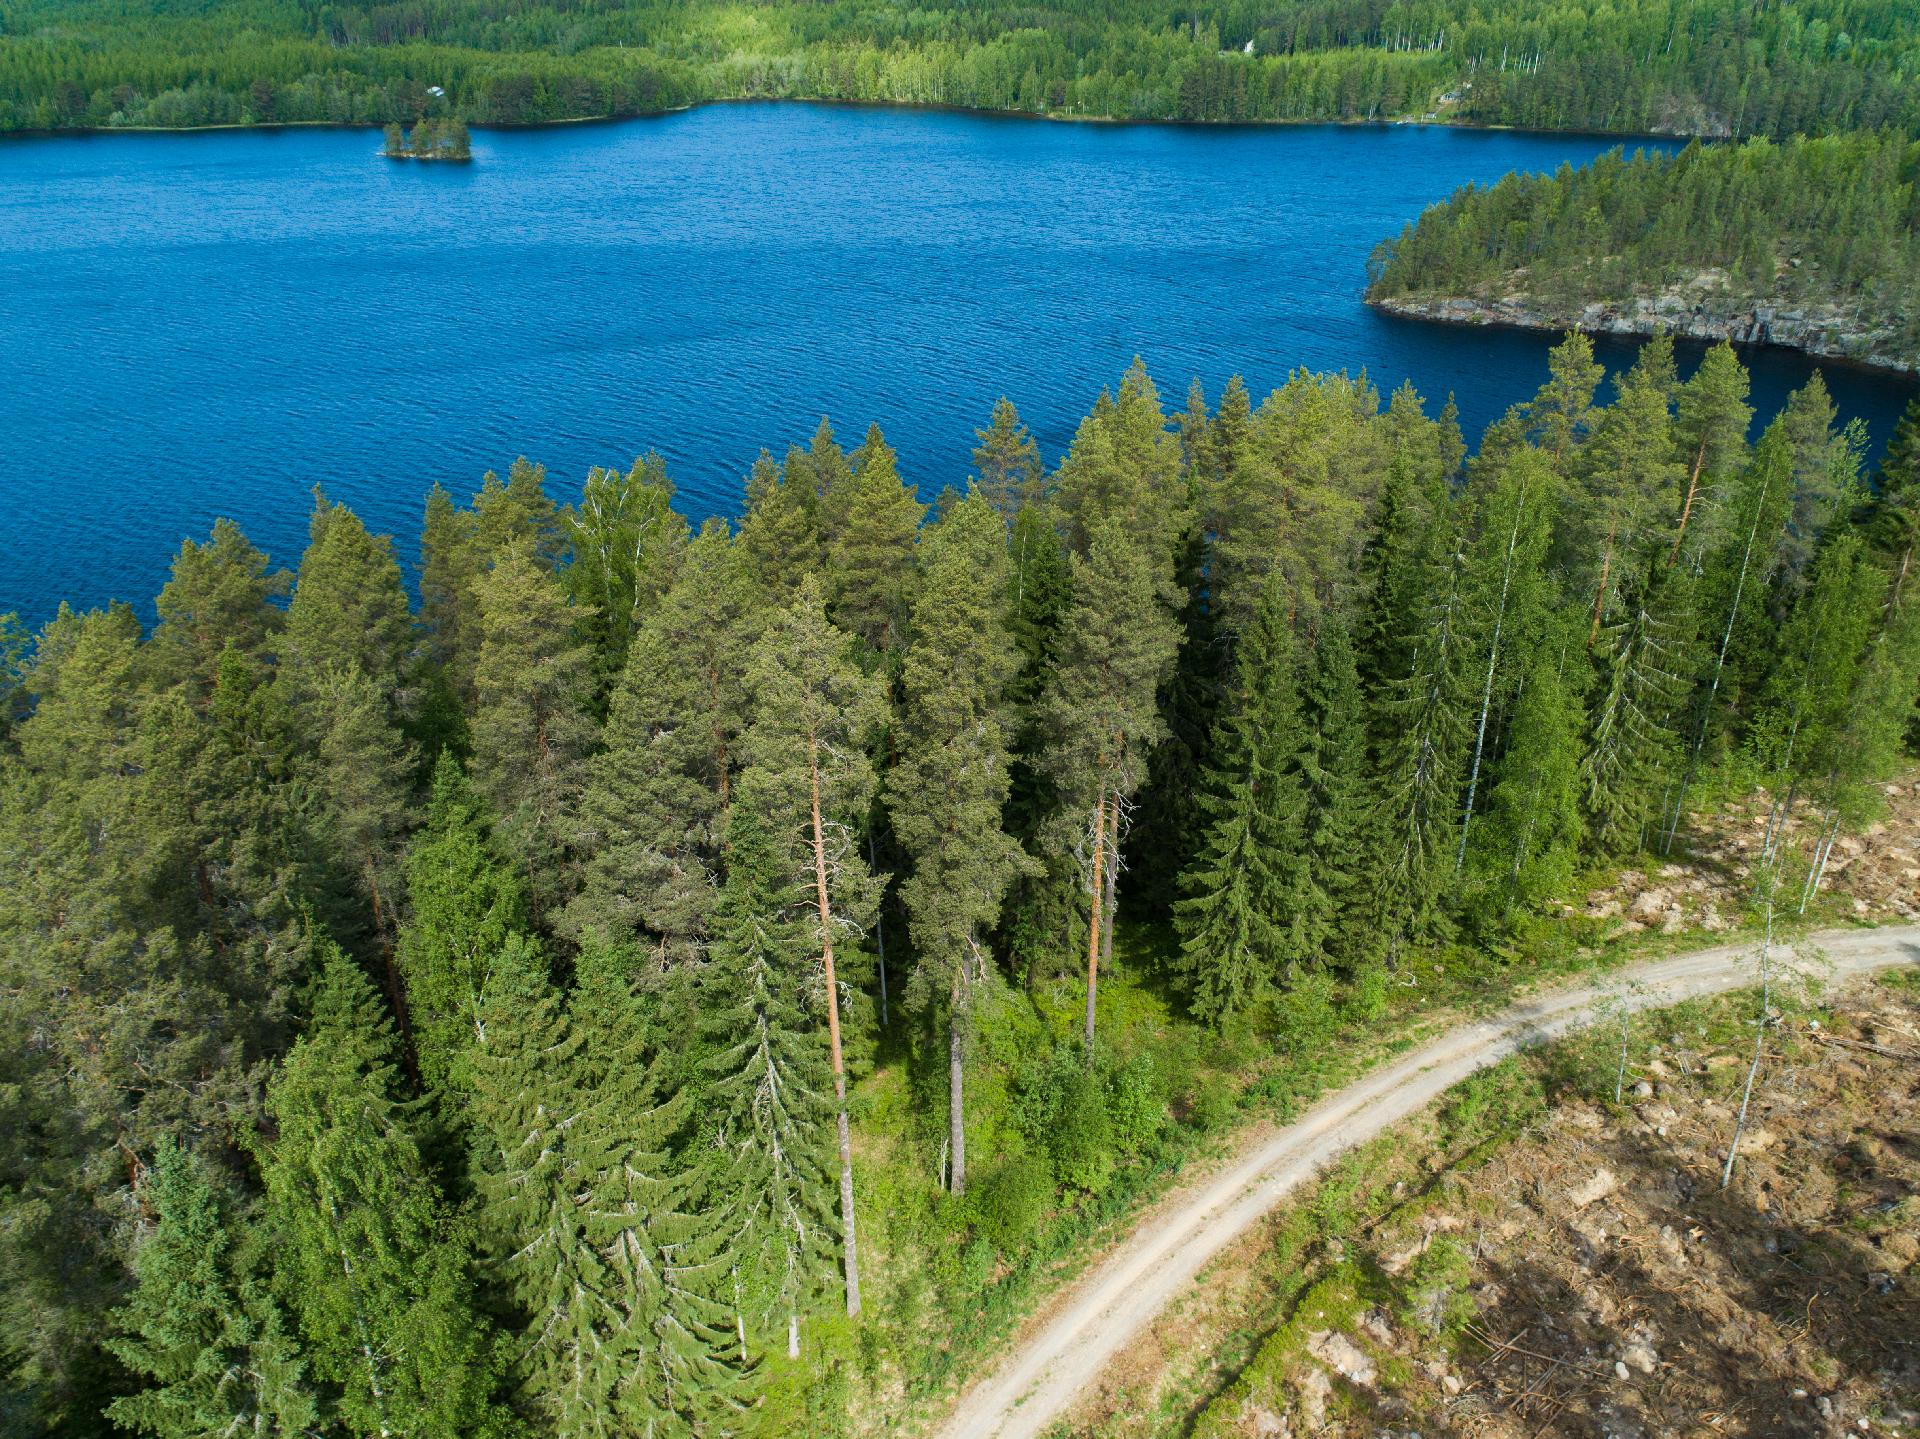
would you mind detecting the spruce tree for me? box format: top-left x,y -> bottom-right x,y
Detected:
1866,393 -> 1919,603
1582,560 -> 1693,854
1473,630 -> 1585,916
889,492 -> 1031,1196
826,424 -> 924,654
106,1140 -> 316,1439
1173,571 -> 1306,1023
471,542 -> 596,925
397,751 -> 530,1109
568,520 -> 753,967
738,575 -> 887,1318
1294,611 -> 1371,964
260,946 -> 504,1439
696,808 -> 837,1359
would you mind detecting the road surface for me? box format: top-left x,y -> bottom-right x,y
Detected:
934,924 -> 1920,1439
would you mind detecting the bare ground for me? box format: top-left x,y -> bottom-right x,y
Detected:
1074,975 -> 1920,1439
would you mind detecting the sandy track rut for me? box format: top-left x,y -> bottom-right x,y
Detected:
933,925 -> 1920,1439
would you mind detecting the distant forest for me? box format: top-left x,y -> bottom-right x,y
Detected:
3,343 -> 1918,1435
3,0 -> 1920,135
1367,131 -> 1920,367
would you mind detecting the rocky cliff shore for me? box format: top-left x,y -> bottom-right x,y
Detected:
1370,282 -> 1917,376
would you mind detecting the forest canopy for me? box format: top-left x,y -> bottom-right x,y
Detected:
3,0 -> 1920,135
3,343 -> 1918,1436
1366,131 -> 1920,370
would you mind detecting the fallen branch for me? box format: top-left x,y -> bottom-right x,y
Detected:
1809,1032 -> 1920,1063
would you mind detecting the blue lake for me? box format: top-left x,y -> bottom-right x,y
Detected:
2,103 -> 1914,625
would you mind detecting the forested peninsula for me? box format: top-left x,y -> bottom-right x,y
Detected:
3,343 -> 1919,1437
3,0 -> 1920,137
1367,131 -> 1920,373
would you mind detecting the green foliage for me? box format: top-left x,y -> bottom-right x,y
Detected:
1371,133 -> 1920,367
10,0 -> 1920,138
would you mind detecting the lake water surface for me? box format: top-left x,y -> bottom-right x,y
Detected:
2,103 -> 1914,624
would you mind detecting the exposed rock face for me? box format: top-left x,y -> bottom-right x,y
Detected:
1371,284 -> 1916,375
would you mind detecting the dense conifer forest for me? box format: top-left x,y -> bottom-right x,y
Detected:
1367,131 -> 1920,370
3,0 -> 1920,136
3,344 -> 1918,1436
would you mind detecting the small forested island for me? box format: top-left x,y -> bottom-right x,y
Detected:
1367,131 -> 1920,373
2,0 -> 1919,136
2,343 -> 1918,1435
383,119 -> 471,161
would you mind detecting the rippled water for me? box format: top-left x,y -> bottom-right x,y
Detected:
2,103 -> 1913,624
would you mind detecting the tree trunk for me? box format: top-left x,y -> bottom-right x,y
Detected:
1084,790 -> 1108,1055
787,1311 -> 799,1361
868,828 -> 889,1029
807,752 -> 860,1318
1587,525 -> 1615,649
367,864 -> 421,1090
1100,822 -> 1118,971
1669,440 -> 1708,564
1458,492 -> 1526,873
948,965 -> 967,1197
1664,484 -> 1768,853
1722,873 -> 1776,1189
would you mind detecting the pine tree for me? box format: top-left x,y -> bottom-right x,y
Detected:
738,575 -> 887,1318
826,424 -> 924,654
311,663 -> 416,1026
1054,359 -> 1188,568
739,448 -> 822,605
1524,331 -> 1604,465
283,492 -> 412,696
1173,571 -> 1306,1023
149,520 -> 289,703
419,481 -> 485,716
473,456 -> 563,570
106,1139 -> 316,1439
1042,516 -> 1181,1047
471,542 -> 596,925
972,396 -> 1044,520
1668,342 -> 1752,563
397,751 -> 530,1108
1575,336 -> 1682,645
568,520 -> 753,967
889,492 -> 1031,1196
696,808 -> 837,1359
260,946 -> 505,1439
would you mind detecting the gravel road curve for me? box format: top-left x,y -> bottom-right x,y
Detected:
933,924 -> 1920,1439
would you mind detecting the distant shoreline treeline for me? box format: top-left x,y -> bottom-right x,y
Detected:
3,0 -> 1919,139
1367,132 -> 1920,373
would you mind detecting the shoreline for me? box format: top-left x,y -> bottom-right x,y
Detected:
0,95 -> 1703,146
1370,292 -> 1919,379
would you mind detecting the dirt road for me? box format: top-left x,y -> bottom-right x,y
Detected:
933,925 -> 1920,1439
